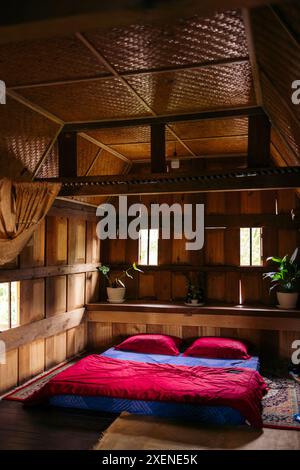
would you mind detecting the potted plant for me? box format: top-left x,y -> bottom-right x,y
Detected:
185,277 -> 204,306
97,262 -> 143,303
263,248 -> 300,309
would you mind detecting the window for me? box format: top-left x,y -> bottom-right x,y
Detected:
138,228 -> 159,265
0,282 -> 20,331
240,227 -> 262,266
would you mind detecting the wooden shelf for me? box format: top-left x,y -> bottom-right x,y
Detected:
86,301 -> 300,331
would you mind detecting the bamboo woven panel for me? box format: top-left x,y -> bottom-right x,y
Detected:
185,136 -> 247,156
251,7 -> 300,123
77,135 -> 100,176
0,36 -> 109,87
126,62 -> 255,115
89,150 -> 127,176
87,126 -> 173,145
85,11 -> 248,73
0,97 -> 60,174
108,141 -> 189,160
261,74 -> 300,161
37,142 -> 59,178
17,78 -> 151,122
170,117 -> 248,139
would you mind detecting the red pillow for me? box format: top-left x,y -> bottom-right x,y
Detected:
115,334 -> 181,356
183,337 -> 251,360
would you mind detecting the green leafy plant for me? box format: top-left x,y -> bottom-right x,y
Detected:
185,277 -> 204,303
263,248 -> 300,293
97,262 -> 143,288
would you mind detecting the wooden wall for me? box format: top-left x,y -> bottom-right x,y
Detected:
101,188 -> 300,305
0,201 -> 101,394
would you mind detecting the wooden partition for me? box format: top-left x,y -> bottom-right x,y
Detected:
0,200 -> 101,394
102,188 -> 300,305
87,303 -> 300,361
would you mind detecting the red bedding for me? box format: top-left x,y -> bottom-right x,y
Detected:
24,355 -> 268,427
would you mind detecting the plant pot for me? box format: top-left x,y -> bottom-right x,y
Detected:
107,287 -> 125,303
277,291 -> 299,309
191,299 -> 200,305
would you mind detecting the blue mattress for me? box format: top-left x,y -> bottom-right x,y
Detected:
49,348 -> 260,425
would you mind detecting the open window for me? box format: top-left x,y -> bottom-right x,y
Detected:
138,228 -> 159,266
0,282 -> 20,331
240,227 -> 262,266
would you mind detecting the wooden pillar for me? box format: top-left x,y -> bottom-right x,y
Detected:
58,132 -> 77,177
247,114 -> 271,168
151,123 -> 166,173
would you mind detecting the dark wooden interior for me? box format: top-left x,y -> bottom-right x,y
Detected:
0,0 -> 300,450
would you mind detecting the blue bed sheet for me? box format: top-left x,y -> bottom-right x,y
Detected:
49,348 -> 260,425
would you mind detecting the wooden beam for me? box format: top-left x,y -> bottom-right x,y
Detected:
151,123 -> 166,173
0,263 -> 99,283
38,167 -> 300,196
63,106 -> 264,132
48,198 -> 98,220
9,57 -> 249,91
32,125 -> 63,179
79,132 -> 130,164
0,1 -> 279,45
247,114 -> 271,167
58,132 -> 77,178
87,309 -> 300,332
242,9 -> 263,105
0,308 -> 85,352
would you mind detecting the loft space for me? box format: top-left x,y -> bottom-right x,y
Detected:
0,0 -> 300,454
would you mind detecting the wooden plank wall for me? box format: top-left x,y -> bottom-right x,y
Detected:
0,203 -> 101,394
102,188 -> 300,305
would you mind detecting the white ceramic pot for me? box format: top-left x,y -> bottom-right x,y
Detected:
107,287 -> 125,303
277,291 -> 299,309
191,299 -> 200,305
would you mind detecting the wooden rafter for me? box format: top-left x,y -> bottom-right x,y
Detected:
9,56 -> 249,91
79,132 -> 130,164
63,106 -> 263,132
242,9 -> 263,105
32,124 -> 64,179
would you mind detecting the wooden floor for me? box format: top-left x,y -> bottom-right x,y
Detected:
0,400 -> 116,450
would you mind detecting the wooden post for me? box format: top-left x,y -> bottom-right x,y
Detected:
248,114 -> 271,168
151,123 -> 166,173
58,132 -> 77,178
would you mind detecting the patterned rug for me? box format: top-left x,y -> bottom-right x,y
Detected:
261,369 -> 300,430
2,359 -> 300,430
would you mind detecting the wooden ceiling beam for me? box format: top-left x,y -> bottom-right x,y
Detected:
242,9 -> 263,105
37,167 -> 300,197
63,106 -> 264,132
58,132 -> 77,178
247,113 -> 271,167
151,123 -> 166,173
0,1 -> 281,45
9,56 -> 249,91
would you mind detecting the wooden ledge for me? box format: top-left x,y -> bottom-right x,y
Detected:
86,301 -> 300,318
86,302 -> 300,332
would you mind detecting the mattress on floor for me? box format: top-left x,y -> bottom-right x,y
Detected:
49,348 -> 260,425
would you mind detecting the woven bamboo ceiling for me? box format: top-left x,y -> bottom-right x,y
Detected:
0,1 -> 299,185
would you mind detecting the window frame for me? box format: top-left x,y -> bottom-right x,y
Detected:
138,227 -> 159,266
0,281 -> 20,331
240,227 -> 263,267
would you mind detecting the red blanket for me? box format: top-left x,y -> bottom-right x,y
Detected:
24,355 -> 268,427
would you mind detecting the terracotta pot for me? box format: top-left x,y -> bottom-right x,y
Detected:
277,292 -> 298,309
107,287 -> 125,303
